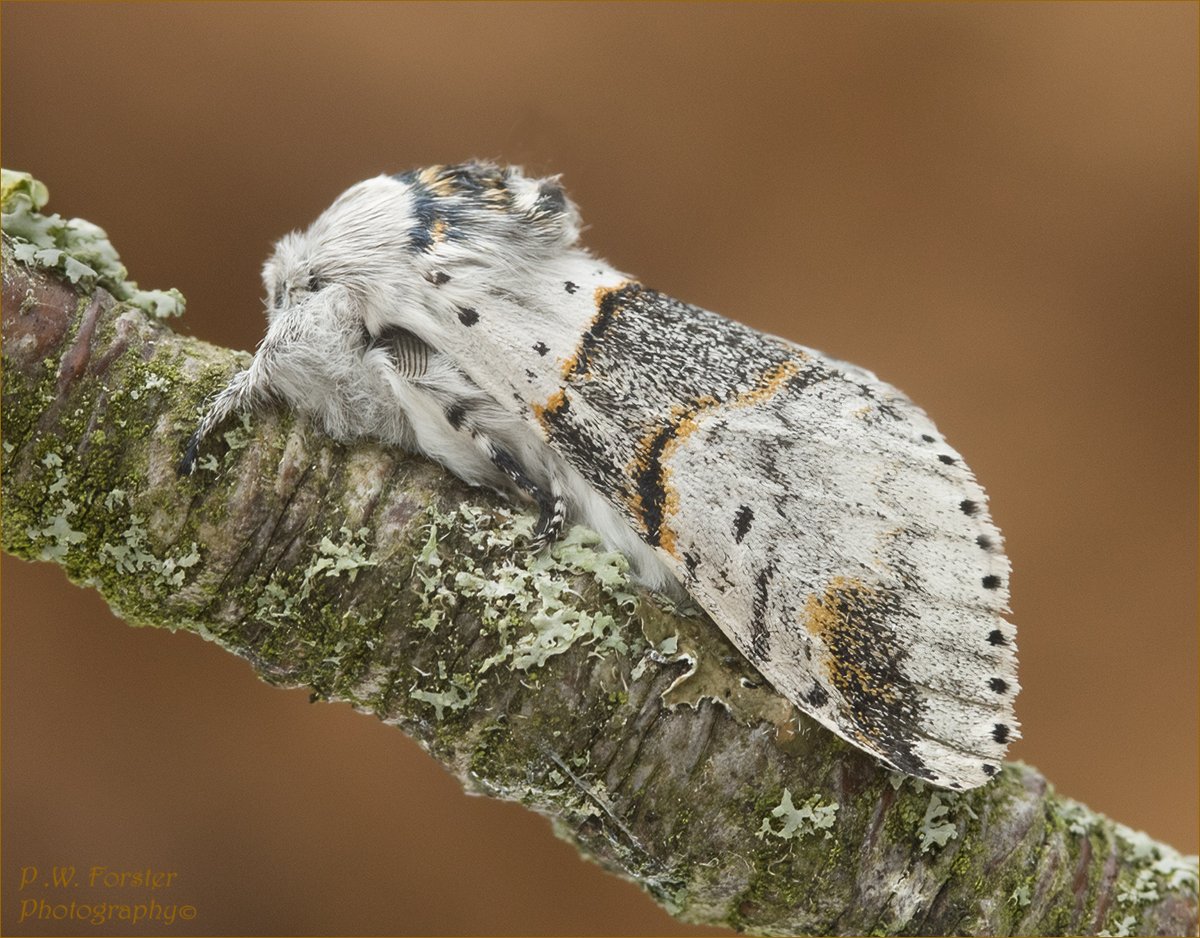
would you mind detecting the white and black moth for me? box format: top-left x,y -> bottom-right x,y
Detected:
181,162 -> 1019,791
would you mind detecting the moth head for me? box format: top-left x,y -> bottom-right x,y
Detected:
251,193 -> 411,430
260,163 -> 582,338
262,231 -> 329,323
260,181 -> 403,330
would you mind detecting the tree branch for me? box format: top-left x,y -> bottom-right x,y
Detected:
2,230 -> 1196,937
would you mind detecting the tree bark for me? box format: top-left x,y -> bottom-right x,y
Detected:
3,234 -> 1196,937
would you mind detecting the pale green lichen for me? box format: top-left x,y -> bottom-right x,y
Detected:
629,634 -> 680,680
24,499 -> 86,561
1113,821 -> 1199,886
1059,800 -> 1199,897
918,792 -> 959,853
1088,818 -> 1200,936
1,168 -> 184,318
14,439 -> 201,593
756,788 -> 839,842
1055,797 -> 1096,836
1151,853 -> 1199,892
221,412 -> 255,455
413,503 -> 639,681
249,525 -> 380,642
98,509 -> 201,589
400,501 -> 653,724
411,676 -> 478,720
1116,867 -> 1161,906
301,526 -> 378,589
1009,883 -> 1032,908
22,452 -> 86,561
1097,914 -> 1138,937
254,580 -> 300,627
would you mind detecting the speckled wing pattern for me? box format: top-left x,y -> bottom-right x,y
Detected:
474,281 -> 1017,790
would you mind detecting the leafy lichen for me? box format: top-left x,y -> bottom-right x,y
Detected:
1094,821 -> 1200,936
1,168 -> 184,318
756,788 -> 840,843
302,525 -> 378,589
408,503 -> 640,700
918,791 -> 960,853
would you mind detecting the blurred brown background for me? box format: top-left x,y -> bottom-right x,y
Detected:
2,3 -> 1196,935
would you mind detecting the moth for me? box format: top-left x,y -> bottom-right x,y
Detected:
181,162 -> 1018,790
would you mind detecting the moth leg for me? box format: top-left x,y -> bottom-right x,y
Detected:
530,483 -> 566,551
178,361 -> 269,476
484,442 -> 564,551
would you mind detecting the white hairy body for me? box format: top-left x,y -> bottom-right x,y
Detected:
185,164 -> 1019,790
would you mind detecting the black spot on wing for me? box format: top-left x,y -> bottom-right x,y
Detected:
987,629 -> 1007,646
938,454 -> 956,465
989,677 -> 1008,693
682,550 -> 700,585
564,280 -> 578,294
457,306 -> 479,326
982,575 -> 1002,590
446,403 -> 467,431
426,271 -> 451,286
749,561 -> 775,661
532,341 -> 549,356
733,505 -> 754,543
992,723 -> 1010,744
804,684 -> 830,708
960,500 -> 979,516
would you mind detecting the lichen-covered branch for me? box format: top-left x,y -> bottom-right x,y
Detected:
2,225 -> 1196,936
